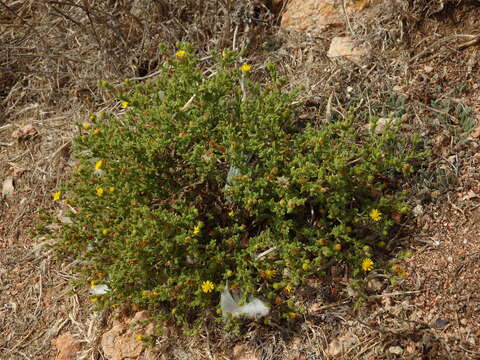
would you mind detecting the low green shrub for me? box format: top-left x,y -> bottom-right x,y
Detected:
45,44 -> 424,330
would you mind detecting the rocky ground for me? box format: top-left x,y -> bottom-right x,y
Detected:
1,1 -> 480,359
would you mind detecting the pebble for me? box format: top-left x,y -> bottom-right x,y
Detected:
389,346 -> 403,355
413,204 -> 424,217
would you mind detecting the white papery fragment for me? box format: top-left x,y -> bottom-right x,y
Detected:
220,287 -> 269,319
91,284 -> 110,295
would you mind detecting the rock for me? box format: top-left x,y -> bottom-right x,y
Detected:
145,322 -> 155,337
281,0 -> 374,34
281,0 -> 344,33
101,320 -> 143,360
101,323 -> 126,360
113,333 -> 143,359
327,36 -> 369,62
130,310 -> 150,324
52,333 -> 81,360
101,311 -> 155,360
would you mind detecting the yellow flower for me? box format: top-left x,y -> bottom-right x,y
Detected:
284,285 -> 293,294
82,122 -> 91,130
201,280 -> 214,293
102,229 -> 108,235
53,191 -> 61,201
193,225 -> 200,235
334,243 -> 342,251
95,160 -> 103,170
90,280 -> 95,288
91,297 -> 98,302
175,50 -> 187,59
92,129 -> 101,135
362,258 -> 374,272
391,264 -> 408,278
240,64 -> 251,73
109,186 -> 115,192
135,334 -> 143,341
264,269 -> 277,279
121,101 -> 129,109
228,210 -> 235,217
89,114 -> 96,121
302,263 -> 310,271
397,268 -> 408,278
96,187 -> 104,196
369,208 -> 382,222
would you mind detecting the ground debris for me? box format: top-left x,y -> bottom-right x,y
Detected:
51,333 -> 81,360
11,124 -> 38,142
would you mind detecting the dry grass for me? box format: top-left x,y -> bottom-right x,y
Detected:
1,0 -> 480,359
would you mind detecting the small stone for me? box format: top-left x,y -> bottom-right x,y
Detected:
2,177 -> 14,197
460,318 -> 468,326
367,278 -> 384,292
389,346 -> 403,355
412,204 -> 424,217
424,65 -> 434,73
433,319 -> 449,329
346,285 -> 358,297
369,117 -> 396,134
